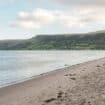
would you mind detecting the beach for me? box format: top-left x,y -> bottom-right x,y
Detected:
0,58 -> 105,105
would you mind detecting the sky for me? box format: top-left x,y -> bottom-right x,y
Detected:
1,0 -> 105,39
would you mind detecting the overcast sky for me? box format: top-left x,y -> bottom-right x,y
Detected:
0,0 -> 105,39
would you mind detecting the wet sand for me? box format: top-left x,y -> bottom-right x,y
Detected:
0,58 -> 105,105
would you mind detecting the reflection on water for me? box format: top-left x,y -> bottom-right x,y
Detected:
0,50 -> 105,87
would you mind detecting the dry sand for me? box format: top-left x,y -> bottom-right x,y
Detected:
0,58 -> 105,105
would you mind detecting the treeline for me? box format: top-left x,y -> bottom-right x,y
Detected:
1,32 -> 105,50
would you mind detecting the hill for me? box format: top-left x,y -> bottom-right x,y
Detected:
1,31 -> 105,50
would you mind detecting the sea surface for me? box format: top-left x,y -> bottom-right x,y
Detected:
0,50 -> 105,88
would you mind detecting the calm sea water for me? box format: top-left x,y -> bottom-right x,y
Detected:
0,50 -> 105,87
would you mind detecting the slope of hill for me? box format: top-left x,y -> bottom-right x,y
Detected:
1,31 -> 105,50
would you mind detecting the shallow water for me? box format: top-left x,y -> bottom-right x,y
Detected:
0,50 -> 105,87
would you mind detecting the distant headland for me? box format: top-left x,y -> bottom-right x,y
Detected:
1,30 -> 105,50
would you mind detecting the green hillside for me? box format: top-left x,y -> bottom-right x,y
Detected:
1,31 -> 105,50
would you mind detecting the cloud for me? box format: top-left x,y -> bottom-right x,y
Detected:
12,8 -> 86,29
1,0 -> 105,8
12,7 -> 105,30
79,8 -> 105,24
12,8 -> 56,29
55,0 -> 105,7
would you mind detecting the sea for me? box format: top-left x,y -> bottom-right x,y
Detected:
0,50 -> 105,88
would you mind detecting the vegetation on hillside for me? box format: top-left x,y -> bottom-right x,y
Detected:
1,31 -> 105,50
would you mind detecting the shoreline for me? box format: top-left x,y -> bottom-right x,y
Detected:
0,66 -> 69,89
0,56 -> 103,89
0,57 -> 105,105
1,50 -> 105,90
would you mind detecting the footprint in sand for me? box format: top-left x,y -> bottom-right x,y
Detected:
65,73 -> 76,77
43,90 -> 64,104
57,91 -> 64,99
82,69 -> 85,71
44,97 -> 56,103
70,77 -> 76,80
96,65 -> 101,67
64,73 -> 76,80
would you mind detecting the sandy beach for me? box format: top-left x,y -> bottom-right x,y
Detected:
0,58 -> 105,105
